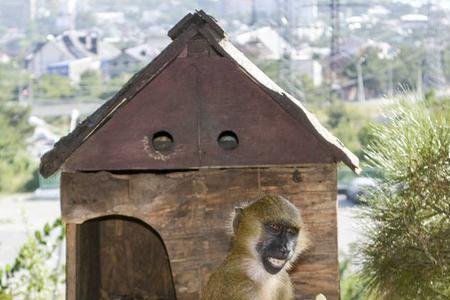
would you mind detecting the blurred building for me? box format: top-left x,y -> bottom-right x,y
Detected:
297,0 -> 318,26
0,0 -> 36,29
56,0 -> 77,31
235,26 -> 293,60
235,27 -> 322,86
26,31 -> 120,81
0,52 -> 11,64
102,44 -> 159,78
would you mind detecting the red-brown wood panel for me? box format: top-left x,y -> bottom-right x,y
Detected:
196,56 -> 332,167
65,57 -> 201,171
61,165 -> 339,300
65,51 -> 333,172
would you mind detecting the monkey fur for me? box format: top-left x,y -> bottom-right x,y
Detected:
202,194 -> 309,300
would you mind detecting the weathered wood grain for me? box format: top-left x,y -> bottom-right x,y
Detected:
62,165 -> 338,300
64,54 -> 334,172
168,10 -> 225,41
196,23 -> 360,173
64,55 -> 202,171
66,224 -> 77,300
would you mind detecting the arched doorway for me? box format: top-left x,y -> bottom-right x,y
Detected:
75,215 -> 176,300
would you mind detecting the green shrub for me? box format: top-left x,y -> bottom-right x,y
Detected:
78,70 -> 103,97
0,219 -> 65,300
0,104 -> 37,193
359,99 -> 450,299
35,74 -> 76,99
340,254 -> 371,300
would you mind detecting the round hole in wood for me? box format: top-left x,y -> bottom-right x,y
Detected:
218,130 -> 239,150
152,131 -> 174,153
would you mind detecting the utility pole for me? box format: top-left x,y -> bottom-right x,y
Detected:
423,0 -> 445,92
388,65 -> 393,99
356,56 -> 365,102
250,0 -> 257,25
417,63 -> 423,99
277,0 -> 304,100
329,0 -> 340,100
28,74 -> 34,104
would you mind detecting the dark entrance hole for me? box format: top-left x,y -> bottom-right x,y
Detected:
152,131 -> 174,153
76,215 -> 176,300
217,130 -> 239,150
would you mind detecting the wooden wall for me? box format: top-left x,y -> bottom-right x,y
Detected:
62,164 -> 338,300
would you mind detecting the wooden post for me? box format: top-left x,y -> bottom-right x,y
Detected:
66,224 -> 77,300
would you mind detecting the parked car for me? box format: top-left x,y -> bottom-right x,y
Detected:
346,177 -> 378,203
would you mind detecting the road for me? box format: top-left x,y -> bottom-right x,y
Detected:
338,195 -> 364,257
0,193 -> 61,265
0,193 -> 363,266
31,101 -> 104,117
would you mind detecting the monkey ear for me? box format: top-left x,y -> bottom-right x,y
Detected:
232,207 -> 244,234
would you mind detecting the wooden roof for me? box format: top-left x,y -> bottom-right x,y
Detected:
40,10 -> 360,178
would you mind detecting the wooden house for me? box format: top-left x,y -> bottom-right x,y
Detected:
40,10 -> 359,300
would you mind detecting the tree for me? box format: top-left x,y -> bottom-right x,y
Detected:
35,74 -> 76,99
359,97 -> 450,299
0,104 -> 36,193
78,70 -> 103,98
0,63 -> 29,103
323,101 -> 368,160
99,72 -> 133,100
341,47 -> 387,97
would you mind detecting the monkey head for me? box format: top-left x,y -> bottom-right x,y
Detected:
231,195 -> 309,275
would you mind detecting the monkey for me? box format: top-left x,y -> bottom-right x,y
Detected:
201,194 -> 310,300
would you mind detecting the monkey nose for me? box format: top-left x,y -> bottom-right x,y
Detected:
279,245 -> 289,256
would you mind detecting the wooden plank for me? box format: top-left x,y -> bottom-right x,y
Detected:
61,165 -> 339,299
66,224 -> 77,300
196,56 -> 333,167
64,56 -> 202,171
76,217 -> 100,299
168,12 -> 194,39
196,24 -> 360,173
168,10 -> 225,40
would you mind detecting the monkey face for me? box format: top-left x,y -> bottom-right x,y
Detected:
257,222 -> 299,275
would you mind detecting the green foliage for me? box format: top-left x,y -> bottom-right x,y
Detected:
0,63 -> 29,103
443,46 -> 450,83
340,254 -> 371,300
99,72 -> 133,100
340,46 -> 424,97
393,46 -> 424,90
0,219 -> 65,300
323,101 -> 370,160
341,47 -> 387,96
35,74 -> 76,99
0,104 -> 37,193
257,60 -> 279,82
78,70 -> 103,97
359,99 -> 450,299
299,75 -> 330,106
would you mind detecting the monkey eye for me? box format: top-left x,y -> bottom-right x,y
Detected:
286,227 -> 298,236
268,223 -> 281,234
